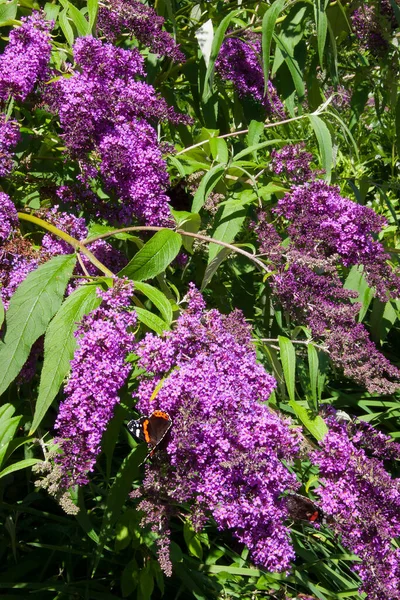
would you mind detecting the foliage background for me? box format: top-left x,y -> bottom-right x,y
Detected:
0,0 -> 399,598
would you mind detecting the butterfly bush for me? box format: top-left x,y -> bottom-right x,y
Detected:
0,11 -> 52,102
97,0 -> 185,61
253,178 -> 400,393
312,410 -> 400,600
54,281 -> 136,489
216,34 -> 285,118
133,285 -> 301,576
47,36 -> 188,226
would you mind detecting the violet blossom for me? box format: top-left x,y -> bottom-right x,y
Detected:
216,34 -> 285,118
54,280 -> 136,488
270,143 -> 315,184
133,285 -> 300,575
97,0 -> 185,61
46,36 -> 188,226
0,11 -> 52,102
0,115 -> 20,177
312,410 -> 400,599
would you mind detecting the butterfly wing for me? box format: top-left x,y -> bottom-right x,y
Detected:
286,493 -> 322,523
146,411 -> 172,449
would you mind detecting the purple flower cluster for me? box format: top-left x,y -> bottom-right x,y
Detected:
133,285 -> 300,574
54,281 -> 136,488
216,34 -> 285,118
0,11 -> 52,102
312,411 -> 400,599
275,180 -> 400,300
0,115 -> 20,177
0,192 -> 18,242
97,0 -> 185,61
252,180 -> 400,393
351,0 -> 398,55
270,143 -> 315,184
47,36 -> 187,225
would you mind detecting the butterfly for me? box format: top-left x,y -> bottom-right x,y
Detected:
126,410 -> 172,463
285,493 -> 324,524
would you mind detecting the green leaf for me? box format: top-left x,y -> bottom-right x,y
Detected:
58,8 -> 74,46
396,92 -> 400,158
192,164 -> 226,213
233,138 -> 287,161
208,205 -> 247,263
273,32 -> 305,98
308,114 -> 332,181
92,448 -> 143,574
316,0 -> 328,68
261,0 -> 286,95
0,415 -> 22,469
171,210 -> 201,253
44,2 -> 60,22
0,254 -> 76,397
246,120 -> 264,148
30,283 -> 102,435
139,564 -> 154,600
118,231 -> 182,281
135,307 -> 168,335
133,282 -> 173,325
209,138 -> 229,163
307,344 -> 319,412
184,521 -> 203,559
59,0 -> 89,35
0,458 -> 41,480
289,399 -> 328,441
87,0 -> 98,33
0,0 -> 17,26
202,9 -> 241,101
278,336 -> 296,402
0,403 -> 15,421
201,247 -> 231,290
121,559 -> 139,597
0,296 -> 4,329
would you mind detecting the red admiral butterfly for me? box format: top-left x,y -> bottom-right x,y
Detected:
126,410 -> 172,462
286,493 -> 323,524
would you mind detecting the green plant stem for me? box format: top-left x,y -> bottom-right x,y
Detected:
17,212 -> 115,278
81,226 -> 271,275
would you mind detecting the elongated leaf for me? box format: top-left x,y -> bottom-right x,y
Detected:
316,0 -> 328,68
59,0 -> 88,35
209,138 -> 229,163
92,448 -> 144,574
262,0 -> 285,95
233,138 -> 287,161
273,32 -> 305,98
201,247 -> 231,290
58,8 -> 74,46
308,114 -> 332,181
0,404 -> 15,421
0,458 -> 41,480
202,9 -> 241,101
87,0 -> 98,33
135,307 -> 168,335
0,296 -> 4,329
0,415 -> 21,469
30,284 -> 101,435
133,282 -> 173,325
289,399 -> 328,441
171,210 -> 201,253
0,0 -> 17,26
119,231 -> 182,281
192,164 -> 226,213
0,254 -> 76,397
307,344 -> 319,411
208,205 -> 247,263
278,336 -> 296,402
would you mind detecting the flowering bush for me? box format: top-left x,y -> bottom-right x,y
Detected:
0,2 -> 400,600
